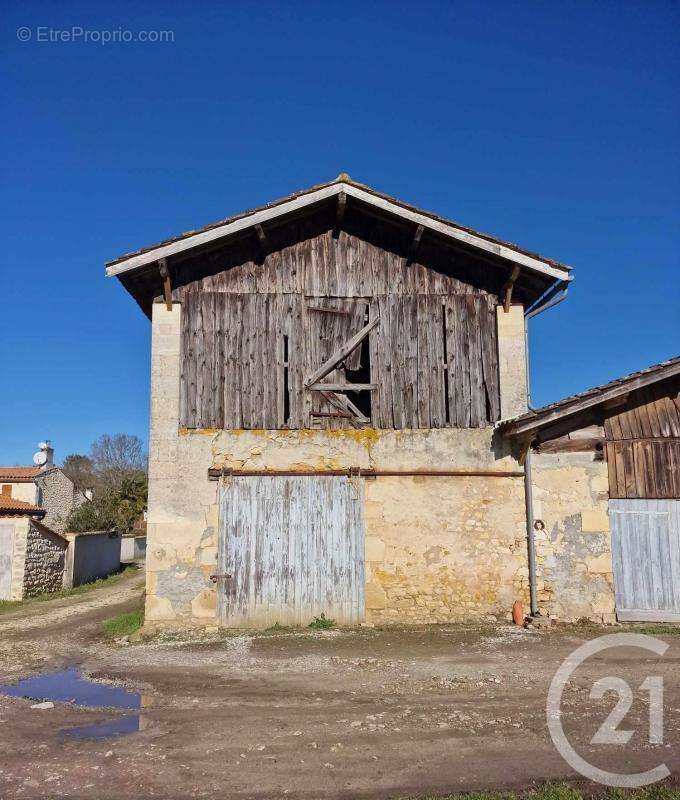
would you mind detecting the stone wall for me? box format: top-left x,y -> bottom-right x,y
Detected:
0,517 -> 30,601
145,301 -> 532,629
22,521 -> 67,598
531,451 -> 616,623
35,468 -> 84,533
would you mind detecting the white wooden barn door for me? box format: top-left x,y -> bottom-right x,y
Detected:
610,499 -> 680,622
217,475 -> 365,627
0,523 -> 15,600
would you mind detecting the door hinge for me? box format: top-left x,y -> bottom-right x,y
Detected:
210,573 -> 232,583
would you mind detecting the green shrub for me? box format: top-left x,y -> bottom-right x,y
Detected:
309,613 -> 335,630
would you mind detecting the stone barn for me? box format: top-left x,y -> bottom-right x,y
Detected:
105,174 -> 599,630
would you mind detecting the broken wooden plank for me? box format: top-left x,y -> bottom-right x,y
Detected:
309,383 -> 376,392
304,316 -> 379,388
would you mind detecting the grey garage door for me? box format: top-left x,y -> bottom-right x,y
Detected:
610,499 -> 680,622
217,475 -> 365,628
0,523 -> 15,600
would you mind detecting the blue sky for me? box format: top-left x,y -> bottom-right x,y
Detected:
2,1 -> 678,465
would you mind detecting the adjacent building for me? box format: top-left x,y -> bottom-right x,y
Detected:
0,443 -> 112,601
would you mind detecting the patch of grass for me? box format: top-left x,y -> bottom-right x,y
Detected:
264,621 -> 293,634
308,613 -> 335,630
412,782 -> 679,800
0,566 -> 139,615
626,624 -> 680,637
103,609 -> 144,639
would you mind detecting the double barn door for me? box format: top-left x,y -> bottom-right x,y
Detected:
216,475 -> 365,628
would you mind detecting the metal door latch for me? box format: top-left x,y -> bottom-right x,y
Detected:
209,573 -> 232,583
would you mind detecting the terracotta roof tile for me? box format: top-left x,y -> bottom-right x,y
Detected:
0,466 -> 42,482
0,495 -> 46,517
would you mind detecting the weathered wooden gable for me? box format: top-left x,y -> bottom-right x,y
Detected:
176,207 -> 506,431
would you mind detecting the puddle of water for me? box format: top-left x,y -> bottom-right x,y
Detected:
60,714 -> 141,741
0,668 -> 142,741
0,667 -> 141,710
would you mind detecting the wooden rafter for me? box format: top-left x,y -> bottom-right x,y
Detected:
405,224 -> 424,265
158,258 -> 172,311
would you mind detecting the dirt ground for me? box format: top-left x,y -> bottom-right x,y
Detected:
0,570 -> 678,800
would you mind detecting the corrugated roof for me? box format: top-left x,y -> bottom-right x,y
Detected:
499,356 -> 680,435
0,495 -> 46,517
0,466 -> 42,483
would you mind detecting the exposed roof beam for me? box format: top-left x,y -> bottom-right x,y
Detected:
405,224 -> 424,266
332,191 -> 346,239
502,265 -> 521,312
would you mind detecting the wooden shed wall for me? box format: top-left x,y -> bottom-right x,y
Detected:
604,380 -> 680,499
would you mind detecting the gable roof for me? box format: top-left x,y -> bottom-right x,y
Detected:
107,176 -> 571,282
0,466 -> 42,483
0,495 -> 46,518
499,356 -> 680,439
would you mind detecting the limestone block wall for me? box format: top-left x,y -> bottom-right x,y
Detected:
145,301 -> 533,629
531,452 -> 615,623
22,521 -> 67,598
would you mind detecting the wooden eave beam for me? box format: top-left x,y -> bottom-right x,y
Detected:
502,265 -> 521,313
405,224 -> 424,265
333,191 -> 346,238
158,258 -> 172,310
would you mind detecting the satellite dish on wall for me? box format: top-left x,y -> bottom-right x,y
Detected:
33,451 -> 48,466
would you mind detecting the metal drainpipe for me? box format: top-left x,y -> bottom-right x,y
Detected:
523,313 -> 539,616
524,449 -> 539,617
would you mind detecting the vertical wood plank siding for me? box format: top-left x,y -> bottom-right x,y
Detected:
604,380 -> 680,499
610,498 -> 680,621
179,291 -> 501,430
218,475 -> 365,627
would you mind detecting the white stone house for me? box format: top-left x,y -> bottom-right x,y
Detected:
0,444 -> 88,600
106,175 -> 639,631
0,483 -> 68,601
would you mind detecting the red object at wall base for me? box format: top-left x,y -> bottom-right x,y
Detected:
512,601 -> 524,626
